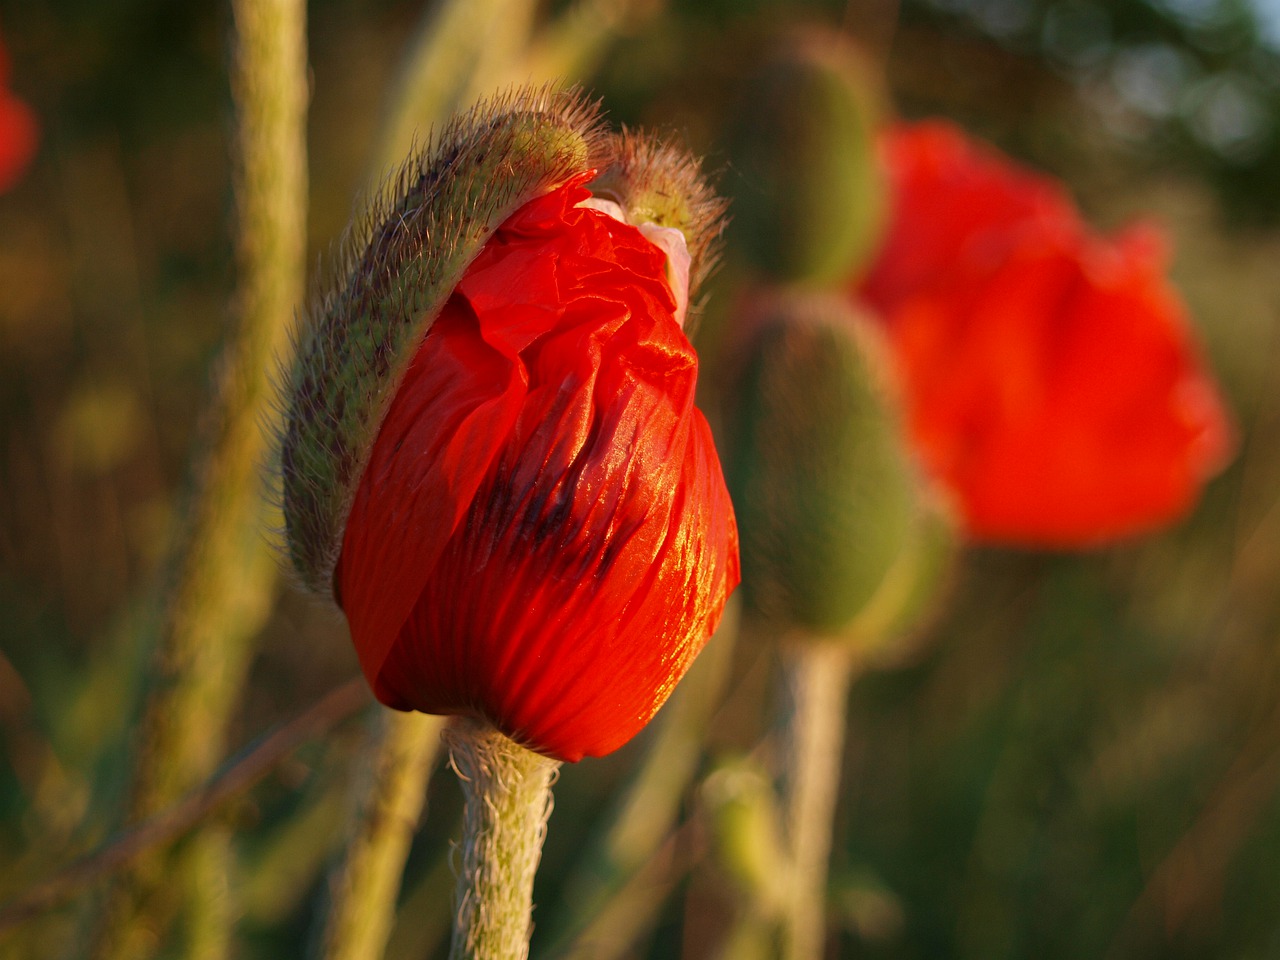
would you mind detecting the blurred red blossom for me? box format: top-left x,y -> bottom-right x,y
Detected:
858,121 -> 1233,546
0,28 -> 37,193
337,180 -> 739,762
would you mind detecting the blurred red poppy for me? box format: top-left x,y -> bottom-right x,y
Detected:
337,179 -> 739,762
858,121 -> 1232,546
0,29 -> 37,193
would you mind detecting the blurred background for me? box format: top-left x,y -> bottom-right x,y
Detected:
1,0 -> 1279,957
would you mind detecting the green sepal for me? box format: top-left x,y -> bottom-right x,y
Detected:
279,86 -> 606,597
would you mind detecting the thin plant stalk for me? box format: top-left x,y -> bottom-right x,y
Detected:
775,642 -> 857,960
445,720 -> 560,960
318,710 -> 443,960
383,836 -> 458,960
368,0 -> 657,187
549,816 -> 702,960
519,0 -> 662,87
91,0 -> 307,956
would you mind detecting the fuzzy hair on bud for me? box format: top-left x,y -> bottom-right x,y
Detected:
589,129 -> 729,309
278,86 -> 609,597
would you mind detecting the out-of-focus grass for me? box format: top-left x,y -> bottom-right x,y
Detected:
1,0 -> 1279,958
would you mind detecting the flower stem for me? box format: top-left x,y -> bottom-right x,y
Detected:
775,642 -> 857,960
319,710 -> 443,960
445,719 -> 560,960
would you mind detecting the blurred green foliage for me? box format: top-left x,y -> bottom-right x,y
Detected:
1,0 -> 1278,958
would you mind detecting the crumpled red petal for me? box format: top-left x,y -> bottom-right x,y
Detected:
859,121 -> 1232,546
338,182 -> 739,761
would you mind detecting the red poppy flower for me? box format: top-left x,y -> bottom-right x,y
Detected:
858,121 -> 1232,546
336,178 -> 739,762
0,30 -> 37,193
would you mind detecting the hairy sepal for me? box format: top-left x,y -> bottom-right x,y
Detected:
279,86 -> 608,596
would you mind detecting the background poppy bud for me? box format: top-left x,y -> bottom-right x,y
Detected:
725,28 -> 886,287
851,489 -> 955,664
281,88 -> 739,762
724,291 -> 954,649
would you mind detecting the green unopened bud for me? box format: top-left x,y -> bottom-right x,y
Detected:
278,86 -> 606,596
725,291 -> 954,652
726,29 -> 886,287
702,756 -> 789,912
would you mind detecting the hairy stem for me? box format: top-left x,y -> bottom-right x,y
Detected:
445,720 -> 560,960
89,1 -> 307,955
776,643 -> 856,960
319,711 -> 444,960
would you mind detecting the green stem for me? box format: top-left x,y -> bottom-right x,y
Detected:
445,720 -> 560,960
775,642 -> 857,960
319,711 -> 444,960
90,0 -> 307,955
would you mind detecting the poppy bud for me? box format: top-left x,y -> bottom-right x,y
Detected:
724,290 -> 954,649
279,88 -> 739,762
727,29 -> 886,287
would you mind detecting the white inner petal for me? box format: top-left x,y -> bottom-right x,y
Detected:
578,196 -> 693,330
578,197 -> 629,222
638,223 -> 692,330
